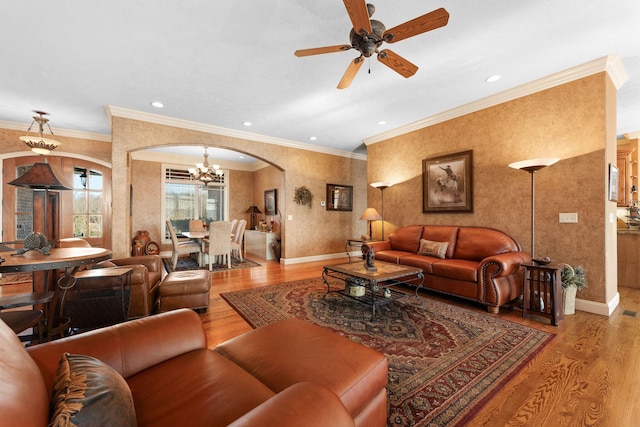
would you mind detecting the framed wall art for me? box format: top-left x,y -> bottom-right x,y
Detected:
608,163 -> 619,202
326,183 -> 353,211
423,150 -> 473,213
264,188 -> 277,215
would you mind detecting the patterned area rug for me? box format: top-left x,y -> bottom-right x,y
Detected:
221,278 -> 554,426
162,256 -> 260,273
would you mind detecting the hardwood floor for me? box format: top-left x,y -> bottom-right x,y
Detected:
201,256 -> 640,427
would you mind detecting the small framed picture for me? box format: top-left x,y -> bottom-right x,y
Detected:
264,188 -> 277,215
609,163 -> 619,202
326,184 -> 353,211
423,150 -> 473,213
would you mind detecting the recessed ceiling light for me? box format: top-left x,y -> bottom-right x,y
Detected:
242,121 -> 252,127
485,75 -> 502,83
309,136 -> 317,141
377,120 -> 387,125
151,101 -> 164,108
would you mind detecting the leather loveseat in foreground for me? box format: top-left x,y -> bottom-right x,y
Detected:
1,308 -> 388,427
364,225 -> 531,313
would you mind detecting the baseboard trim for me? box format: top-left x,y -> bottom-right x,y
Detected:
282,251 -> 355,265
574,293 -> 620,317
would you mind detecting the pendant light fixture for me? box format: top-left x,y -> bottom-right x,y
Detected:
19,111 -> 61,155
189,147 -> 223,185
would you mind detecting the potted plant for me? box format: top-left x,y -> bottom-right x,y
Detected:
560,263 -> 587,315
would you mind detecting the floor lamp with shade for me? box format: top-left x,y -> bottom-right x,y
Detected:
508,158 -> 559,258
370,182 -> 393,240
359,208 -> 382,240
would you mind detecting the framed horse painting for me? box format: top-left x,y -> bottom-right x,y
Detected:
422,150 -> 473,213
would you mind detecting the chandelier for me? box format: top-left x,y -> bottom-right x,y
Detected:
189,147 -> 223,185
20,111 -> 61,155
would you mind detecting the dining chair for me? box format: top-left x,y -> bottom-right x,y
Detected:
203,221 -> 232,270
189,219 -> 205,232
167,219 -> 202,270
230,219 -> 247,261
230,219 -> 238,237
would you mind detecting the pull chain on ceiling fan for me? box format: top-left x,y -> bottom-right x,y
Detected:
294,0 -> 449,89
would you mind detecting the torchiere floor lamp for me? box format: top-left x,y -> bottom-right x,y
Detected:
508,158 -> 559,258
370,182 -> 393,240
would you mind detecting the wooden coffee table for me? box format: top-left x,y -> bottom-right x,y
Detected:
322,261 -> 424,321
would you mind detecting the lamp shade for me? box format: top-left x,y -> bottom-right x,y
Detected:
370,181 -> 393,190
508,158 -> 559,172
245,205 -> 262,214
8,162 -> 71,190
359,208 -> 382,221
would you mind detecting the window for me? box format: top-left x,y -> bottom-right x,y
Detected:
73,167 -> 103,238
14,165 -> 34,239
163,165 -> 228,241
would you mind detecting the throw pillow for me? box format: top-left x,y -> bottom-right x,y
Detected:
417,239 -> 449,259
50,353 -> 136,427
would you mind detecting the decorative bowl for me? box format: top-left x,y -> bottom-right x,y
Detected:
532,258 -> 552,265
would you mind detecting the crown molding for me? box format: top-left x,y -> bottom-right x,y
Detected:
130,150 -> 268,172
106,106 -> 367,161
0,120 -> 111,142
364,55 -> 629,146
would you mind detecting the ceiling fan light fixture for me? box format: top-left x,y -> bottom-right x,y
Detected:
19,111 -> 61,155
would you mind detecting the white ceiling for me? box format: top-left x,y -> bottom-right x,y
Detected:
1,0 -> 639,162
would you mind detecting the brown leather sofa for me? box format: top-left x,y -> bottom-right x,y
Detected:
56,238 -> 165,318
363,225 -> 531,313
1,309 -> 388,427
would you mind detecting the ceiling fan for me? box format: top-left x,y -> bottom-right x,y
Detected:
294,0 -> 449,89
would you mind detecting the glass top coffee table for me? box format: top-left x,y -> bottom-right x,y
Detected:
322,261 -> 424,321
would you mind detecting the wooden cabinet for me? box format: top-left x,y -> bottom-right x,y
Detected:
617,148 -> 635,207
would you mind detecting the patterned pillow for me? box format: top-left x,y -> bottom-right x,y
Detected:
49,353 -> 136,427
417,239 -> 449,259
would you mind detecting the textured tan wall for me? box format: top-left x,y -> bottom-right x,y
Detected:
367,73 -> 616,305
111,117 -> 368,260
130,160 -> 162,245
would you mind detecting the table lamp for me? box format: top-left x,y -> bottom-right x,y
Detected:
359,208 -> 382,240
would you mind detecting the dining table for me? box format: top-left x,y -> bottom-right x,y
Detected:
181,231 -> 234,267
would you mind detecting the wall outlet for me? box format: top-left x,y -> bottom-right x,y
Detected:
287,215 -> 293,221
320,200 -> 326,207
559,213 -> 578,223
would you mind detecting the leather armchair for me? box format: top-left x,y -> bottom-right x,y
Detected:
94,255 -> 165,318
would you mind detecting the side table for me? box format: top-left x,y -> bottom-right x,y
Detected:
521,263 -> 563,326
345,239 -> 381,262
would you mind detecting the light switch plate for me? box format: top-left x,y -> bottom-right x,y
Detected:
287,215 -> 293,221
559,213 -> 578,223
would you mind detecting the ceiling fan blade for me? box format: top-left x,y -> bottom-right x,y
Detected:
343,0 -> 372,36
383,8 -> 449,43
337,56 -> 364,89
295,45 -> 352,57
377,49 -> 418,78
